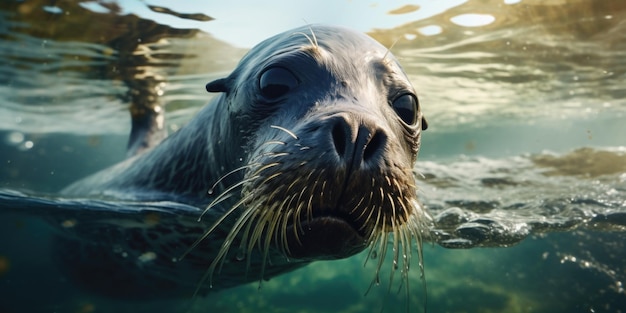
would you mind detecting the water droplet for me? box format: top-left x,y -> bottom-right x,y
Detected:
235,250 -> 246,261
208,189 -> 214,195
6,132 -> 24,145
138,251 -> 156,263
61,219 -> 76,228
18,141 -> 34,151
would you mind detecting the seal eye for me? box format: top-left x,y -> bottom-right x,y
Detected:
392,94 -> 418,125
259,67 -> 298,99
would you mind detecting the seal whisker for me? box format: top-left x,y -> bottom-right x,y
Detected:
305,170 -> 323,224
202,202 -> 261,288
275,194 -> 296,256
292,198 -> 306,246
198,175 -> 259,222
250,163 -> 281,180
354,188 -> 376,221
187,194 -> 259,298
350,195 -> 366,215
357,197 -> 377,232
365,230 -> 388,296
308,25 -> 319,48
260,140 -> 287,147
240,203 -> 268,275
290,27 -> 318,49
279,207 -> 292,257
180,192 -> 256,261
252,205 -> 283,288
247,152 -> 282,166
270,125 -> 299,140
398,226 -> 411,313
382,38 -> 399,63
208,163 -> 259,195
389,193 -> 398,227
215,204 -> 261,274
363,207 -> 383,268
283,193 -> 301,253
388,219 -> 399,291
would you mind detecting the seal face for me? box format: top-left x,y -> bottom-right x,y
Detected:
197,25 -> 429,278
57,24 -> 429,297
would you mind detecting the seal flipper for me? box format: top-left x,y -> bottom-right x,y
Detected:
128,103 -> 166,157
126,78 -> 167,157
0,189 -> 210,298
125,77 -> 228,157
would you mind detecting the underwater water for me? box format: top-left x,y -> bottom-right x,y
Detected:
1,0 -> 625,312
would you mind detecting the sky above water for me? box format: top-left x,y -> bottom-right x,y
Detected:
82,0 -> 480,47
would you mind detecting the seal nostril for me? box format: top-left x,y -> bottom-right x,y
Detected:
332,121 -> 347,158
363,131 -> 386,163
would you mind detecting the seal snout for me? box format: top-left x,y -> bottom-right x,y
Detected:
330,114 -> 388,172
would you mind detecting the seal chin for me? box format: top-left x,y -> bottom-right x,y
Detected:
285,214 -> 367,260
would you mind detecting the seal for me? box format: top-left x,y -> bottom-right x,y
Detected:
47,24 -> 429,298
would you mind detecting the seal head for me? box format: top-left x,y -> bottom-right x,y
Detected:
202,25 -> 428,264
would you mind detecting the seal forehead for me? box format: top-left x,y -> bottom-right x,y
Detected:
234,25 -> 405,84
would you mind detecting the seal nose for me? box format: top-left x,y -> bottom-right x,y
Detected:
330,115 -> 387,170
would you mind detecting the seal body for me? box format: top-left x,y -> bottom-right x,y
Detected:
59,24 -> 429,298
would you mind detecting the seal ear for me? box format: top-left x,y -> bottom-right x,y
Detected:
421,117 -> 428,131
206,78 -> 229,93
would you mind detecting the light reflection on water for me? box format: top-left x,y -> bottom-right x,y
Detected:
0,0 -> 625,312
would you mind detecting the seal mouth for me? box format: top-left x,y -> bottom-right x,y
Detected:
285,210 -> 368,260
